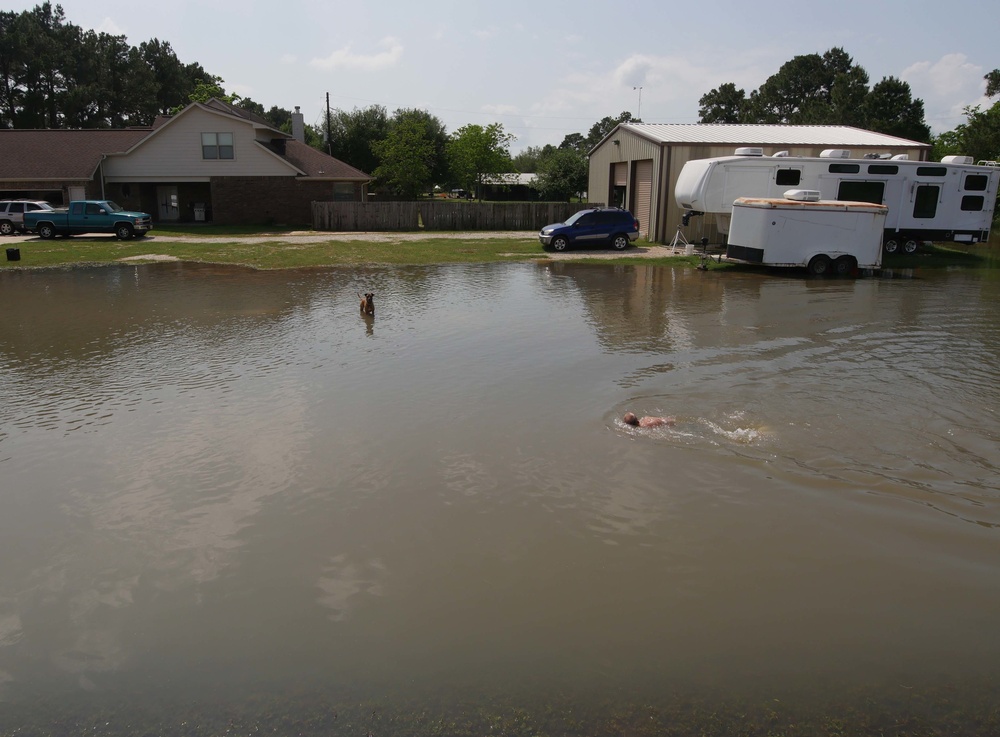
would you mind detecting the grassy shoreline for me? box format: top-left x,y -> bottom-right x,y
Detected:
1,227 -> 996,271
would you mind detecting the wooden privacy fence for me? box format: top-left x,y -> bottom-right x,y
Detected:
312,201 -> 596,232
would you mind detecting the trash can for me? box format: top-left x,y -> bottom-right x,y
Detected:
193,203 -> 206,222
5,248 -> 20,261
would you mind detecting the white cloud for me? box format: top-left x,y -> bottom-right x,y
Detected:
483,103 -> 520,116
901,53 -> 989,132
309,37 -> 403,71
95,18 -> 125,36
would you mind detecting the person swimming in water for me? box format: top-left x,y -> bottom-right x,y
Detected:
623,412 -> 675,428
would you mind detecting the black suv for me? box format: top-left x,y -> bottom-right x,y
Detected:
538,208 -> 640,251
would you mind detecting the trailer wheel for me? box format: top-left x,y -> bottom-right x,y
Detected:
807,254 -> 832,276
902,238 -> 919,254
833,256 -> 856,276
883,238 -> 899,254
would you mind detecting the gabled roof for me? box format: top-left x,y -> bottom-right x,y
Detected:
0,129 -> 151,180
598,123 -> 930,151
281,140 -> 369,180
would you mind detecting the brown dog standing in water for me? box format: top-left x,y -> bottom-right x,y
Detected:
359,292 -> 375,316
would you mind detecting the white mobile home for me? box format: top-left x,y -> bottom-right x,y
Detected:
727,190 -> 887,275
674,149 -> 998,252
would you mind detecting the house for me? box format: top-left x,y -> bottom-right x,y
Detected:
587,123 -> 931,244
0,99 -> 370,225
475,173 -> 538,201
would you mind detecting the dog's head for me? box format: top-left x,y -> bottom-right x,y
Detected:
363,292 -> 374,303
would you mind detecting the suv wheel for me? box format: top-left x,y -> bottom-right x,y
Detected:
551,236 -> 569,251
611,234 -> 630,251
0,220 -> 13,236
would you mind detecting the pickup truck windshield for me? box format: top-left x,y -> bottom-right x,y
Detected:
104,201 -> 124,212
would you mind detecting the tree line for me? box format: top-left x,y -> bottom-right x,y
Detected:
3,5 -> 998,202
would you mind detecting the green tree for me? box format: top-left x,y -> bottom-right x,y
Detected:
698,82 -> 748,123
371,117 -> 435,198
558,133 -> 587,153
863,76 -> 931,142
511,144 -> 554,173
532,147 -> 588,202
139,39 -> 193,115
586,111 -> 634,148
327,105 -> 389,174
447,123 -> 515,199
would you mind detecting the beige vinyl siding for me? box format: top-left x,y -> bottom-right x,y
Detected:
103,107 -> 296,181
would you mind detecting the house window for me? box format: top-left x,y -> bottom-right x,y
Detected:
202,132 -> 234,160
332,183 -> 355,201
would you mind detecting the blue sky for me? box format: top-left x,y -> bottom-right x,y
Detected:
11,0 -> 1000,151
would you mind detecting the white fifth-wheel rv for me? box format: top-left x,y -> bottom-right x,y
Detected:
674,149 -> 999,254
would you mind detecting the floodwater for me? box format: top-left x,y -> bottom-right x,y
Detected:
0,261 -> 998,733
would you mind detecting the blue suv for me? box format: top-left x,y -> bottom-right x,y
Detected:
538,207 -> 640,251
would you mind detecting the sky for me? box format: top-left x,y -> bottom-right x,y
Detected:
9,0 -> 1000,152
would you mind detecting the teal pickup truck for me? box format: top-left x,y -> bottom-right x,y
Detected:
23,200 -> 153,240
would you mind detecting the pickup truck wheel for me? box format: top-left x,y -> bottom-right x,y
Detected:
0,220 -> 13,236
115,223 -> 134,240
611,234 -> 630,251
38,223 -> 56,240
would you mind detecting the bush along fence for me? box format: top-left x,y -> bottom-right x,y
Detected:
311,201 -> 598,232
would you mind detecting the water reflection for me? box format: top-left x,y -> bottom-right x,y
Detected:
1,262 -> 999,730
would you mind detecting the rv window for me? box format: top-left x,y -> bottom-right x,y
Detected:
828,163 -> 860,174
961,195 -> 985,211
867,164 -> 898,175
964,174 -> 988,191
913,185 -> 939,219
775,169 -> 801,186
916,166 -> 947,177
838,181 -> 885,204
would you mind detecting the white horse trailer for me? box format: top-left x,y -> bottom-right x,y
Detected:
726,190 -> 887,276
674,149 -> 998,253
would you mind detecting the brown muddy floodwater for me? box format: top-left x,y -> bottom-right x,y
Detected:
0,261 -> 998,734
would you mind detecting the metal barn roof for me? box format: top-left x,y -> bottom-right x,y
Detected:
617,123 -> 929,148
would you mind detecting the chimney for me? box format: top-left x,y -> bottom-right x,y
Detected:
291,106 -> 305,144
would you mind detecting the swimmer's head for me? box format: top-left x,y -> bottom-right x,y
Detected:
623,412 -> 639,426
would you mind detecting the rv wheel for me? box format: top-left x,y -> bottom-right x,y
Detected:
807,255 -> 832,276
883,238 -> 899,254
833,256 -> 856,276
902,238 -> 919,254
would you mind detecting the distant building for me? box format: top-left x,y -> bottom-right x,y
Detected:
587,123 -> 930,244
475,173 -> 538,201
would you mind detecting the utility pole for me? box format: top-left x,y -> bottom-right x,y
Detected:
633,86 -> 643,121
325,92 -> 333,156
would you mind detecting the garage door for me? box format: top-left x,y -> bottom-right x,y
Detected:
633,160 -> 652,237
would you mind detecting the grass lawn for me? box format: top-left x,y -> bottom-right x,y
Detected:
1,227 -> 997,271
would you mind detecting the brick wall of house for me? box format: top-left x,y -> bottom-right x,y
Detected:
210,177 -> 364,226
